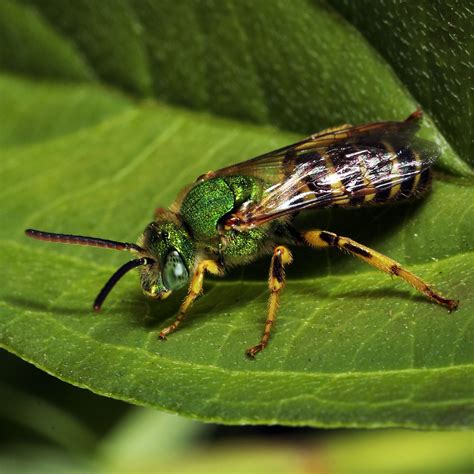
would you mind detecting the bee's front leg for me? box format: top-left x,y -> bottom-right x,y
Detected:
159,259 -> 222,339
247,245 -> 293,358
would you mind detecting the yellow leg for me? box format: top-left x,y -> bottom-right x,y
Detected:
247,245 -> 293,358
159,259 -> 222,339
303,230 -> 458,311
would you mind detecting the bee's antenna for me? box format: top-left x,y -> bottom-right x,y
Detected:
93,257 -> 156,311
25,229 -> 146,253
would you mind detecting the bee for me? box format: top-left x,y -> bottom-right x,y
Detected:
25,110 -> 458,357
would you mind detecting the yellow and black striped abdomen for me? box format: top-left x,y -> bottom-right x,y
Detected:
302,140 -> 434,208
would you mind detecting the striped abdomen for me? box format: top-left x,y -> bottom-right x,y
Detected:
300,140 -> 434,208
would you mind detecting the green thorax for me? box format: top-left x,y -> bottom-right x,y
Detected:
179,175 -> 264,242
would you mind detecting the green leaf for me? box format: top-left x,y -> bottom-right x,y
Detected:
330,0 -> 473,167
6,0 -> 470,176
0,0 -> 472,429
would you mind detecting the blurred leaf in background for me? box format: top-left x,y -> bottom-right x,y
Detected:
1,397 -> 473,474
0,0 -> 473,471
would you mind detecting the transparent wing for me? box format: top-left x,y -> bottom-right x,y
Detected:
208,110 -> 424,185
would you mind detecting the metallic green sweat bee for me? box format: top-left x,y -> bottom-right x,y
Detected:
25,111 -> 458,357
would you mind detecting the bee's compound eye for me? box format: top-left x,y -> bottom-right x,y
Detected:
163,250 -> 189,291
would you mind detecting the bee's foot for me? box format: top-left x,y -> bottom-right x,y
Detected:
447,299 -> 460,313
159,328 -> 172,340
159,321 -> 181,340
246,343 -> 266,359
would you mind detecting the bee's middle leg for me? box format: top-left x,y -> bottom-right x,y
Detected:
247,245 -> 293,358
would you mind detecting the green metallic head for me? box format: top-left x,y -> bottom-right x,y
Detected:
138,218 -> 195,299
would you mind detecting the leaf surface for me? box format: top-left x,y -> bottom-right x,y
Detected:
0,0 -> 472,429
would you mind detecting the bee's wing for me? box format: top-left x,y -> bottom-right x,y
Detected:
238,138 -> 438,227
209,110 -> 423,184
208,112 -> 439,230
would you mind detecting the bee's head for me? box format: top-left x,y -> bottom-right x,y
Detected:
138,218 -> 194,300
24,212 -> 195,310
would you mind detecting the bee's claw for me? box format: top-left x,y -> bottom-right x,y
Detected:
246,343 -> 265,358
447,299 -> 459,313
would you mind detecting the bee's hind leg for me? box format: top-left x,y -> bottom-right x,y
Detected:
247,245 -> 293,358
303,229 -> 458,311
